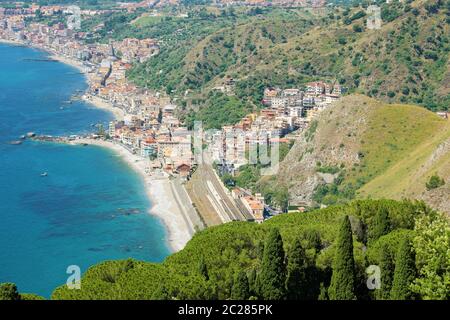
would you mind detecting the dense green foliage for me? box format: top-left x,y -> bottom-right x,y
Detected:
390,237 -> 417,300
257,229 -> 287,300
5,199 -> 446,300
312,171 -> 356,206
20,293 -> 46,300
198,257 -> 209,281
231,271 -> 250,300
377,244 -> 394,300
39,199 -> 448,300
184,92 -> 251,129
328,216 -> 357,300
0,282 -> 45,300
368,207 -> 391,243
0,283 -> 20,301
285,237 -> 307,300
411,210 -> 450,299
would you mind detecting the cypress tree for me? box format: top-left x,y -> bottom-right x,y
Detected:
231,271 -> 250,300
390,237 -> 416,300
377,244 -> 394,300
0,283 -> 21,300
368,207 -> 391,242
258,228 -> 287,300
285,237 -> 307,300
198,257 -> 209,281
328,215 -> 357,300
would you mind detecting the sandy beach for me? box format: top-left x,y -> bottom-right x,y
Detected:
49,53 -> 86,73
70,138 -> 192,252
0,38 -> 24,46
83,95 -> 126,121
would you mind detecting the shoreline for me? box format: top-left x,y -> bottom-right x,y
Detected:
83,95 -> 126,121
0,38 -> 125,121
0,38 -> 24,46
1,39 -> 192,253
70,138 -> 192,252
47,53 -> 127,122
49,53 -> 86,73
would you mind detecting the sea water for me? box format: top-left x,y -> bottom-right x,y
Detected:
0,43 -> 169,297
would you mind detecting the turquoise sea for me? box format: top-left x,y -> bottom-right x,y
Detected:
0,43 -> 170,297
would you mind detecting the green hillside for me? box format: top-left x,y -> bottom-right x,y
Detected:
357,103 -> 450,200
125,0 -> 449,129
127,6 -> 323,128
21,200 -> 441,300
270,94 -> 450,213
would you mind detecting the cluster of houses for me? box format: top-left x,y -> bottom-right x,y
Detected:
107,107 -> 194,177
203,0 -> 326,8
0,15 -> 166,128
262,81 -> 342,122
88,38 -> 158,90
206,82 -> 342,173
0,7 -> 159,68
0,3 -> 141,18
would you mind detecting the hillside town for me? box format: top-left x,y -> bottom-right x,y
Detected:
0,4 -> 342,224
207,81 -> 343,173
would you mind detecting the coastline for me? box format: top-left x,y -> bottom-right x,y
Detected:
47,54 -> 126,121
49,53 -> 86,73
0,38 -> 125,121
0,39 -> 192,253
0,38 -> 24,46
83,95 -> 126,121
70,138 -> 192,252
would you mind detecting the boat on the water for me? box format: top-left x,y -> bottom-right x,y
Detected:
40,172 -> 48,177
